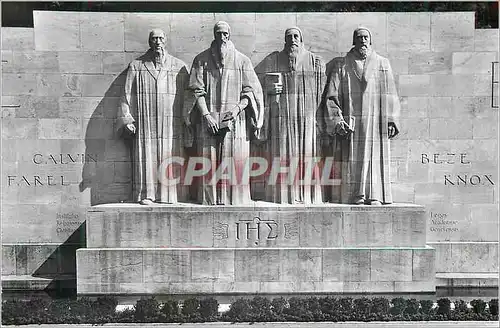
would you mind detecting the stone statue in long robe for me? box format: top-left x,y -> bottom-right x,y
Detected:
318,27 -> 400,205
254,27 -> 324,204
117,29 -> 189,205
184,21 -> 264,205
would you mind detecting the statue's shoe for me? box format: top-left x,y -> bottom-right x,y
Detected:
353,197 -> 365,205
139,199 -> 154,205
369,200 -> 382,205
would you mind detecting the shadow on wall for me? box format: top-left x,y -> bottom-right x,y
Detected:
32,223 -> 86,298
79,68 -> 135,206
79,51 -> 192,205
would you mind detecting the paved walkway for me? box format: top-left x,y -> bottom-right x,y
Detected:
9,322 -> 500,328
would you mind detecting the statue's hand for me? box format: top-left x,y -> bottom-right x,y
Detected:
204,114 -> 219,135
388,122 -> 399,139
125,123 -> 136,135
335,121 -> 353,137
230,105 -> 241,121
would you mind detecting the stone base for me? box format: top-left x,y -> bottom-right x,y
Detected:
77,247 -> 435,295
86,202 -> 428,248
77,203 -> 436,296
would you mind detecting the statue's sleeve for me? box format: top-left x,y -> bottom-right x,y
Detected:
183,56 -> 206,148
319,59 -> 346,136
240,57 -> 265,140
253,53 -> 277,142
183,56 -> 207,125
382,58 -> 401,127
117,63 -> 137,133
314,54 -> 326,127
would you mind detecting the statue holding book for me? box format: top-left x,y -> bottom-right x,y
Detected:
255,27 -> 325,204
183,21 -> 264,205
318,27 -> 400,205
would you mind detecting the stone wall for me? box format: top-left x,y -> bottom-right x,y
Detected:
1,11 -> 498,288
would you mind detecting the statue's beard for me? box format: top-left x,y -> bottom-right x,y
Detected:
153,47 -> 165,66
285,43 -> 302,71
216,41 -> 228,67
356,45 -> 370,59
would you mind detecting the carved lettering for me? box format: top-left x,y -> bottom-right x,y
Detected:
67,154 -> 77,163
422,153 -> 471,165
235,217 -> 278,242
49,154 -> 59,164
34,175 -> 43,186
245,220 -> 260,240
32,154 -> 43,164
213,222 -> 229,240
21,176 -> 31,186
469,175 -> 480,185
457,175 -> 467,185
32,153 -> 99,164
446,153 -> 455,164
444,174 -> 496,186
56,214 -> 82,234
61,175 -> 69,186
6,175 -> 70,186
284,223 -> 299,239
484,175 -> 495,185
86,154 -> 98,162
460,153 -> 470,164
433,154 -> 444,164
48,175 -> 56,186
265,222 -> 278,239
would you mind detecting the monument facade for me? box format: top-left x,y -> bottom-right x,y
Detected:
77,23 -> 435,297
1,11 -> 498,298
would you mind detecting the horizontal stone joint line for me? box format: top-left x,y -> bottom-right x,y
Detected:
99,262 -> 142,272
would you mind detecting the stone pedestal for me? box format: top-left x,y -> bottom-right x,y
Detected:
77,203 -> 436,296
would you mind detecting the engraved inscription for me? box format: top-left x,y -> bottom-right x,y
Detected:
421,153 -> 495,186
284,222 -> 299,239
213,222 -> 229,240
429,212 -> 459,233
235,217 -> 278,243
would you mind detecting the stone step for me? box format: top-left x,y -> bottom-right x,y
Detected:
76,246 -> 435,295
86,203 -> 427,248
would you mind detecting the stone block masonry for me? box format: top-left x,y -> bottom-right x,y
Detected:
1,11 -> 498,294
77,204 -> 435,296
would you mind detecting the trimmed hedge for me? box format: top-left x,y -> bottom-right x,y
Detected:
2,296 -> 498,325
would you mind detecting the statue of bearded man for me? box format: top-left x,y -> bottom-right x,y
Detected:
184,21 -> 264,205
254,27 -> 325,204
318,27 -> 401,205
117,28 -> 189,205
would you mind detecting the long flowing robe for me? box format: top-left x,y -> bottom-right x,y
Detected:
319,49 -> 400,204
255,49 -> 325,204
117,51 -> 189,203
184,41 -> 264,205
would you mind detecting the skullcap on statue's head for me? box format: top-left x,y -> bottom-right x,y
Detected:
213,21 -> 231,37
352,26 -> 372,45
285,26 -> 303,42
149,28 -> 166,40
